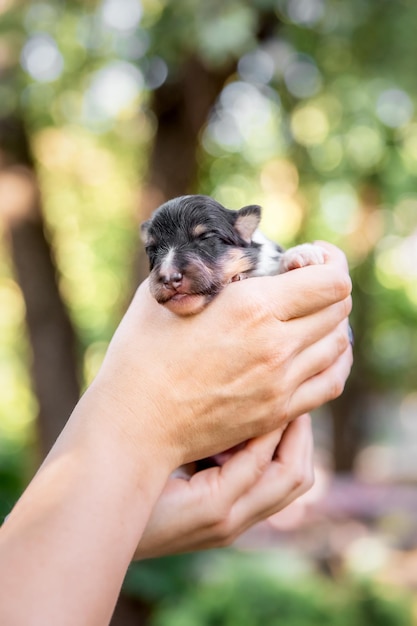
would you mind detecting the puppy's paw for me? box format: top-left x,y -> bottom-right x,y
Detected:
280,244 -> 327,273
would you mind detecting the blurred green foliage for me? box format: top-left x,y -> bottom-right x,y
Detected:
124,550 -> 413,626
1,0 -> 417,620
1,0 -> 416,437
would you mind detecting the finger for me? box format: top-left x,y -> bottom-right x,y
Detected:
290,318 -> 351,384
288,344 -> 353,420
275,264 -> 351,322
286,296 -> 352,355
273,413 -> 313,465
258,415 -> 314,510
141,427 -> 288,554
165,426 -> 286,525
216,426 -> 287,503
230,415 -> 314,529
137,419 -> 313,557
256,415 -> 315,520
230,263 -> 352,322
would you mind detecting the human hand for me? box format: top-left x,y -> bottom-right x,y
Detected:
0,242 -> 351,625
91,241 -> 352,473
134,414 -> 314,559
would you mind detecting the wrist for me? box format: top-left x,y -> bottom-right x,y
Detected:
73,381 -> 175,495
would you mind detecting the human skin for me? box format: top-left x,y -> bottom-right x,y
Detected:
0,242 -> 352,626
135,413 -> 315,559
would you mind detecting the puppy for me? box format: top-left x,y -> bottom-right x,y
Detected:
141,194 -> 327,316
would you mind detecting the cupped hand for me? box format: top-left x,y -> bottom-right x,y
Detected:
93,241 -> 352,473
134,414 -> 314,559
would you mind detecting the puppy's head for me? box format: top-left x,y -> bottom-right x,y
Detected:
141,195 -> 261,315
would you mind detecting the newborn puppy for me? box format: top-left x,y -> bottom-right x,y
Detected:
141,194 -> 327,316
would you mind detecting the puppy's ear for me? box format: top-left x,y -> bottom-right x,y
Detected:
140,220 -> 151,246
234,205 -> 261,243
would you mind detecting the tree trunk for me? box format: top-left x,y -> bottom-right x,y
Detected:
135,9 -> 281,285
329,381 -> 368,473
329,286 -> 370,472
135,55 -> 235,283
110,594 -> 152,626
0,116 -> 80,457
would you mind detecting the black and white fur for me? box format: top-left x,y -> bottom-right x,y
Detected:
141,194 -> 326,316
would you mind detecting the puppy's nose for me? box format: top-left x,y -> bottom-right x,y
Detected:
160,271 -> 183,289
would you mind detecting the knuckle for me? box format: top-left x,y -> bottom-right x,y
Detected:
341,295 -> 353,317
273,398 -> 290,426
334,271 -> 352,301
213,516 -> 236,546
256,448 -> 276,474
217,532 -> 237,549
207,501 -> 230,528
303,467 -> 315,492
263,341 -> 291,376
305,472 -> 316,491
336,326 -> 350,354
329,373 -> 346,400
289,467 -> 308,491
288,464 -> 315,492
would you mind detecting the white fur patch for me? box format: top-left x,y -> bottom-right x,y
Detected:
251,230 -> 283,276
159,248 -> 177,275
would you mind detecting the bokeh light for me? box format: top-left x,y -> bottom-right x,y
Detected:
284,55 -> 322,99
345,536 -> 390,576
203,81 -> 282,160
143,56 -> 168,89
400,123 -> 417,173
238,49 -> 275,85
291,104 -> 329,145
308,136 -> 343,171
376,88 -> 414,128
320,181 -> 359,233
376,231 -> 417,292
286,0 -> 325,27
23,2 -> 58,33
345,125 -> 384,169
83,61 -> 144,123
21,34 -> 64,83
259,159 -> 303,243
99,0 -> 143,32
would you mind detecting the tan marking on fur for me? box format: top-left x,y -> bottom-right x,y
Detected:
222,249 -> 254,282
192,224 -> 208,237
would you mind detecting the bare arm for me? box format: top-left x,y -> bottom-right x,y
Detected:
0,243 -> 352,626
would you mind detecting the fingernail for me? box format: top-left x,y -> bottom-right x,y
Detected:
348,324 -> 354,347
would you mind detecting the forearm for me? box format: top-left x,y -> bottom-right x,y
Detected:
0,387 -> 171,626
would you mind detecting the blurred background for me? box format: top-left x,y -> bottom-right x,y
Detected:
1,0 -> 417,624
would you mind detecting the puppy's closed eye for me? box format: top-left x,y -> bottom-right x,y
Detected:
192,224 -> 217,241
197,232 -> 217,241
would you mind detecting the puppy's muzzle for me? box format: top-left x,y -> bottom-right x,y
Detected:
160,271 -> 183,290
